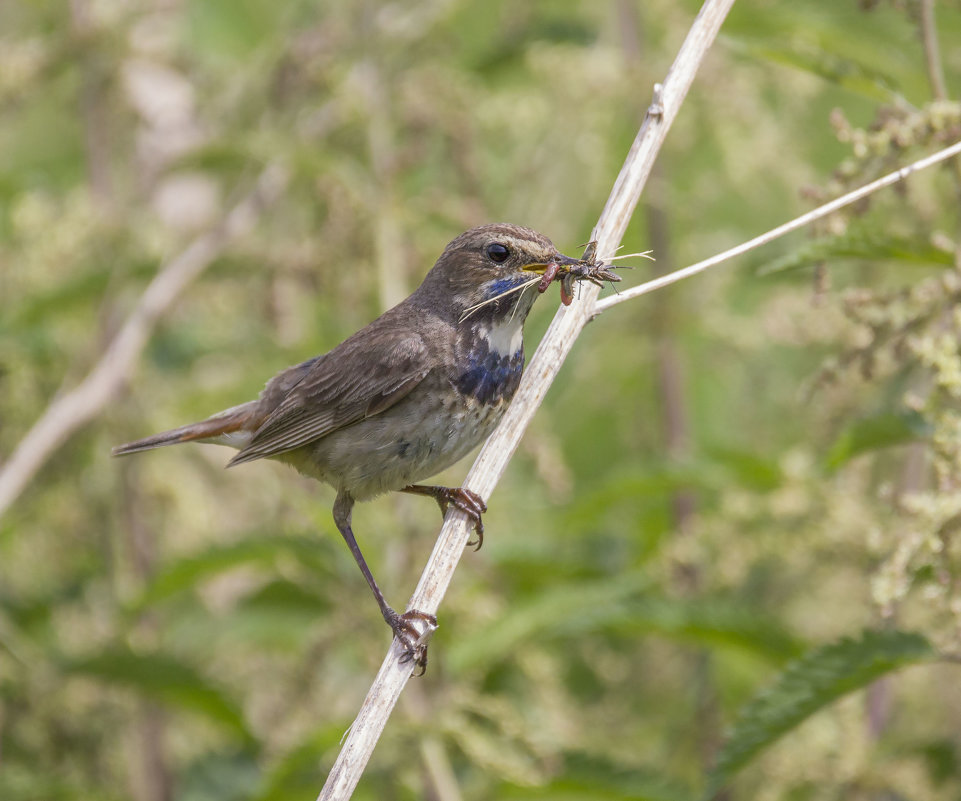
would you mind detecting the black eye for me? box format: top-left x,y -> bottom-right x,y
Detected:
486,242 -> 510,263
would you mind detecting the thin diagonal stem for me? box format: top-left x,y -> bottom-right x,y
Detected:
594,139 -> 961,314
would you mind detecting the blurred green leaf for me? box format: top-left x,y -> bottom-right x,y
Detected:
0,579 -> 89,637
186,0 -> 286,59
2,258 -> 157,334
127,535 -> 334,613
728,36 -> 899,101
705,447 -> 784,492
251,722 -> 347,801
605,598 -> 803,662
447,573 -> 650,674
913,739 -> 961,787
825,410 -> 931,471
758,230 -> 954,276
167,579 -> 332,651
563,464 -> 722,528
178,748 -> 262,801
500,754 -> 693,801
448,576 -> 801,674
0,764 -> 110,801
706,629 -> 936,797
62,646 -> 254,744
242,578 -> 330,613
168,140 -> 268,176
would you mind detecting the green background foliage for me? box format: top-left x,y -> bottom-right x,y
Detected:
2,1 -> 961,799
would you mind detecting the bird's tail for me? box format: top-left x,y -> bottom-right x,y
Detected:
112,402 -> 259,456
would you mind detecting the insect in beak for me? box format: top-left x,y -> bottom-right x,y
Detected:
537,243 -> 623,306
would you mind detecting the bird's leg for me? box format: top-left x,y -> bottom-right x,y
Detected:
401,485 -> 487,550
332,491 -> 437,672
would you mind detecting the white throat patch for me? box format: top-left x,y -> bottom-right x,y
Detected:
481,318 -> 524,356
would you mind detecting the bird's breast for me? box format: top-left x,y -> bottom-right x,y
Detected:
453,323 -> 525,406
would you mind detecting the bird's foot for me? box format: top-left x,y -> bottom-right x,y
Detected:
385,608 -> 438,675
402,485 -> 487,550
445,487 -> 487,550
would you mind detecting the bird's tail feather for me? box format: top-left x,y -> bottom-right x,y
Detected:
112,403 -> 258,456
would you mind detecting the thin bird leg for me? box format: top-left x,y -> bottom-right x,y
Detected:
332,491 -> 436,672
401,484 -> 487,550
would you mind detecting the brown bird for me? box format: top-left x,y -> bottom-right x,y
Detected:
114,223 -> 583,668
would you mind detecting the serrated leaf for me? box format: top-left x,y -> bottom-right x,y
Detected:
706,629 -> 936,797
825,410 -> 931,471
62,646 -> 253,744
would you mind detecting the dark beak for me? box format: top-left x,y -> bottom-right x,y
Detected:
522,253 -> 581,275
552,253 -> 582,268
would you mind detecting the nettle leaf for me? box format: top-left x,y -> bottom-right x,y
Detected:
706,629 -> 936,797
62,646 -> 254,744
825,410 -> 931,471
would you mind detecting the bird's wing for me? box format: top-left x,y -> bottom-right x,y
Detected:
228,332 -> 430,466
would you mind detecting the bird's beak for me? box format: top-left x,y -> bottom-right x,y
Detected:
521,253 -> 581,275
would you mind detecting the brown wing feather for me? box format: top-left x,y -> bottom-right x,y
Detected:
228,332 -> 430,466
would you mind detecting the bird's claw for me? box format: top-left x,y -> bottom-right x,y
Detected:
387,608 -> 438,675
401,484 -> 488,550
443,488 -> 487,550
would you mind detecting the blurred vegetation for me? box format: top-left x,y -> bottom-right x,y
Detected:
2,1 -> 961,800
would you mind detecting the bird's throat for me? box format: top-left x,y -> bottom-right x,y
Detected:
454,320 -> 525,407
479,316 -> 524,356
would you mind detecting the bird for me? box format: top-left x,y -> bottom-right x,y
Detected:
113,223 -> 584,669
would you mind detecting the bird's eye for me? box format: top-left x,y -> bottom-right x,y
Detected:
486,243 -> 510,263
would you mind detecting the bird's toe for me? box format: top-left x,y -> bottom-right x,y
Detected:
387,609 -> 438,674
447,488 -> 487,550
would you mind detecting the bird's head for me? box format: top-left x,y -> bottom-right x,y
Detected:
421,223 -> 581,324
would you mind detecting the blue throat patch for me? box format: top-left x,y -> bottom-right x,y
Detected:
466,275 -> 535,325
485,275 -> 529,299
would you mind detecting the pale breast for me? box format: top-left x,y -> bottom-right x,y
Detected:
276,324 -> 526,500
280,369 -> 512,500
